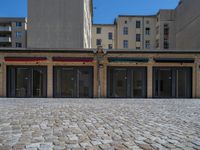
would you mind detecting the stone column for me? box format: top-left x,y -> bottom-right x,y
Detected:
147,64 -> 153,98
47,64 -> 53,98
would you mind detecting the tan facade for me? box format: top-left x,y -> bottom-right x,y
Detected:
92,24 -> 116,49
27,0 -> 92,49
0,48 -> 200,98
116,16 -> 157,50
0,18 -> 27,48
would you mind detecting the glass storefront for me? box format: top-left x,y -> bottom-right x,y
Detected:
7,66 -> 47,97
107,67 -> 147,98
54,67 -> 93,98
153,67 -> 192,98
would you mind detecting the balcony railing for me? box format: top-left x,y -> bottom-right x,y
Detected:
0,26 -> 12,32
0,37 -> 12,42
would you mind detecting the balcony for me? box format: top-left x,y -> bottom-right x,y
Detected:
0,37 -> 12,43
0,26 -> 12,32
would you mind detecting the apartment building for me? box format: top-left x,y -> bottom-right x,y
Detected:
27,0 -> 93,49
92,24 -> 116,49
0,18 -> 26,48
116,15 -> 157,50
92,0 -> 199,50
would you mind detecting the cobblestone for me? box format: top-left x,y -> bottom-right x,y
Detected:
0,98 -> 200,150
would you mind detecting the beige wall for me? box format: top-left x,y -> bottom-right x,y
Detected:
175,0 -> 200,50
27,0 -> 92,49
116,16 -> 157,50
92,25 -> 116,49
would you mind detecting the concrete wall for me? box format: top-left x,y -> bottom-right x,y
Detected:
92,25 -> 116,49
27,0 -> 92,49
175,0 -> 200,50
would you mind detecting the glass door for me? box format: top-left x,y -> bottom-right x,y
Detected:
176,68 -> 192,98
16,68 -> 31,97
54,67 -> 93,98
131,69 -> 146,98
78,68 -> 93,98
54,68 -> 76,97
154,68 -> 172,98
7,66 -> 47,98
112,69 -> 128,98
153,67 -> 192,98
33,68 -> 47,97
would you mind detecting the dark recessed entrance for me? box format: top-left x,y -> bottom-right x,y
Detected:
153,67 -> 192,98
53,67 -> 93,98
7,66 -> 47,98
107,67 -> 147,98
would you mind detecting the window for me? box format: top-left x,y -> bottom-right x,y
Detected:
164,24 -> 169,36
123,40 -> 128,48
96,27 -> 101,34
156,39 -> 159,48
16,32 -> 22,38
123,27 -> 128,35
136,47 -> 140,50
16,43 -> 22,48
108,32 -> 113,40
96,39 -> 101,46
146,20 -> 150,24
164,40 -> 169,49
108,44 -> 113,49
156,26 -> 159,35
145,28 -> 150,35
136,21 -> 141,28
16,43 -> 22,47
16,22 -> 22,27
145,40 -> 150,49
124,20 -> 128,24
136,34 -> 141,42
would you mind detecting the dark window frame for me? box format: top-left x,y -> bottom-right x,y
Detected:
7,66 -> 47,98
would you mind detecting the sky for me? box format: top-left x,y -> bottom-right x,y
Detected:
0,0 -> 180,24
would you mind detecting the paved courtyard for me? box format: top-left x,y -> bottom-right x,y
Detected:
0,99 -> 200,150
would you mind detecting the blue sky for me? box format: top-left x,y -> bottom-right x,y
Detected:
0,0 -> 179,24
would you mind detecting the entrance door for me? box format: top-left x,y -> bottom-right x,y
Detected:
107,67 -> 147,98
78,68 -> 93,98
176,68 -> 192,98
154,68 -> 172,98
153,67 -> 192,98
113,69 -> 127,98
54,67 -> 93,98
7,66 -> 47,98
16,68 -> 31,97
131,69 -> 147,98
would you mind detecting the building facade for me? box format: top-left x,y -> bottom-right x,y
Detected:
92,24 -> 116,49
27,0 -> 93,49
0,18 -> 26,48
0,48 -> 200,98
92,0 -> 200,50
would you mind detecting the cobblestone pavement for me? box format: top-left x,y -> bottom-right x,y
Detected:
0,99 -> 200,150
